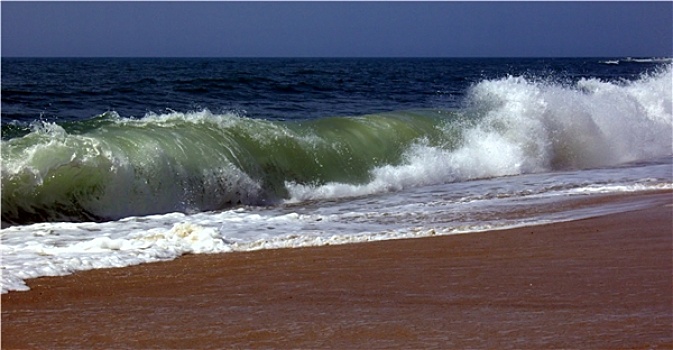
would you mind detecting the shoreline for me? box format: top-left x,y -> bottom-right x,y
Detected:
2,191 -> 672,349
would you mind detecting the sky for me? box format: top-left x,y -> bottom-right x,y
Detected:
1,1 -> 672,58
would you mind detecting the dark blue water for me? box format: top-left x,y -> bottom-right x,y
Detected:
1,57 -> 658,128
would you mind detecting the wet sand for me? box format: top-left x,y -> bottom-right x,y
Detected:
2,192 -> 672,349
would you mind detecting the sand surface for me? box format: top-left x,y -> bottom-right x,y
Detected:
2,192 -> 672,349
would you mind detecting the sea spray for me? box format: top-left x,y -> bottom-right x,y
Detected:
288,65 -> 672,201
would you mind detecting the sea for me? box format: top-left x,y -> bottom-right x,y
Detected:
2,57 -> 672,293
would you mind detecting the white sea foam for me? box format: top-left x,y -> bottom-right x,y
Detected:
2,157 -> 670,293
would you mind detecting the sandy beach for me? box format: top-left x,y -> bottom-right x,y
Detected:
2,191 -> 672,349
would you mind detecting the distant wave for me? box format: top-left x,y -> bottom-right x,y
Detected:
2,64 -> 671,225
599,57 -> 673,65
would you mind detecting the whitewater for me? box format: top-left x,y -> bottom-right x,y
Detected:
1,59 -> 671,293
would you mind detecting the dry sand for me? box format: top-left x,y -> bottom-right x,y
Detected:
2,192 -> 672,349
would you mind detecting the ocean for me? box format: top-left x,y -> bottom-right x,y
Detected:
2,57 -> 671,293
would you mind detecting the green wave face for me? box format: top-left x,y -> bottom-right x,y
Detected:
1,110 -> 452,224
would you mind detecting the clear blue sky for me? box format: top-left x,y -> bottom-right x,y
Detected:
2,1 -> 672,57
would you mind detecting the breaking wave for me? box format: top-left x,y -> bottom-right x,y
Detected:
2,65 -> 671,224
